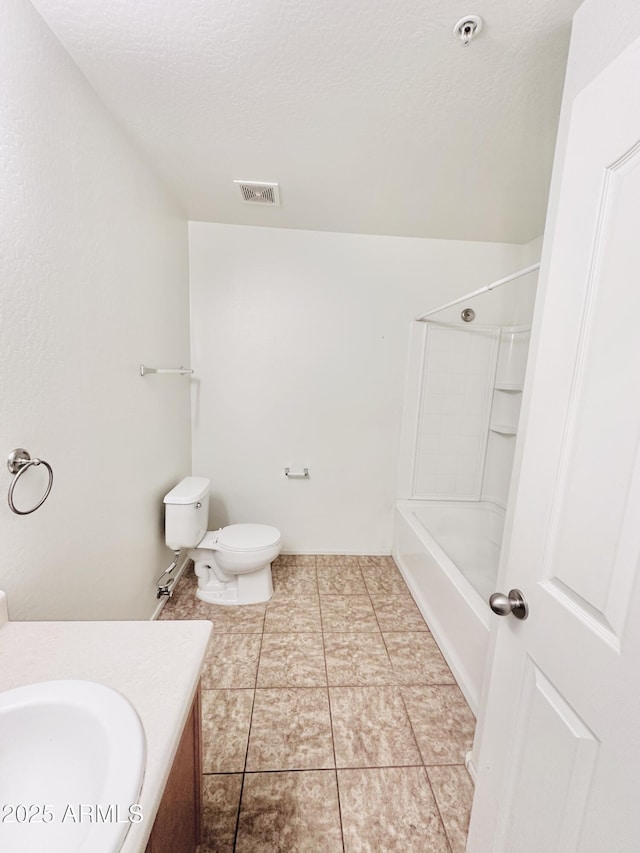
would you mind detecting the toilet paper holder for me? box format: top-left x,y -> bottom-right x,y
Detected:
285,468 -> 309,479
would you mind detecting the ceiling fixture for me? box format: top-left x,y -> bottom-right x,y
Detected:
453,15 -> 483,46
233,180 -> 281,206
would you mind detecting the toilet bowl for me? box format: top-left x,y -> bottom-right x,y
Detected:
189,524 -> 281,605
163,477 -> 281,606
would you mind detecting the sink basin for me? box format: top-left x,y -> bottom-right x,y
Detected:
0,679 -> 146,853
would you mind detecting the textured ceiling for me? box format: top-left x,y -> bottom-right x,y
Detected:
29,0 -> 582,243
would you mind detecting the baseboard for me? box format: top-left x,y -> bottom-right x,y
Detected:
465,749 -> 478,784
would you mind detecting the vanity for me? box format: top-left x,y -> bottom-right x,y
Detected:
0,591 -> 211,853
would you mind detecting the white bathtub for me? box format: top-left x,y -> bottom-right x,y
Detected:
392,500 -> 504,715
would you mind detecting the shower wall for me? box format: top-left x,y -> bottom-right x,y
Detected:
398,266 -> 538,510
411,324 -> 499,499
481,326 -> 531,507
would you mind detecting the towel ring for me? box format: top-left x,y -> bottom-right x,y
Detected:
7,448 -> 54,516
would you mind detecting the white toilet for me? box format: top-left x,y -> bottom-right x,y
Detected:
164,476 -> 281,605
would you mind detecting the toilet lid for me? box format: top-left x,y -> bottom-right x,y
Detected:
216,523 -> 281,552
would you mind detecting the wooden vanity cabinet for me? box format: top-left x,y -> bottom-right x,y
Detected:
146,685 -> 202,853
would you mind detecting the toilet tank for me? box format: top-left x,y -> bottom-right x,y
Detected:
163,477 -> 210,550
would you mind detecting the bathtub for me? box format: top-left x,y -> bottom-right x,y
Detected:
392,500 -> 504,715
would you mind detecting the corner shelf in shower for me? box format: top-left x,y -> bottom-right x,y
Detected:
489,423 -> 518,436
493,383 -> 523,392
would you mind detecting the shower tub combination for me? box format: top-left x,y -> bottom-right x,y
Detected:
393,500 -> 502,715
393,273 -> 535,716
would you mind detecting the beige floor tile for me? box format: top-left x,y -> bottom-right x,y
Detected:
193,553 -> 474,851
236,770 -> 343,853
158,593 -> 213,621
316,554 -> 358,567
207,603 -> 267,634
173,567 -> 197,594
427,765 -> 475,853
201,633 -> 262,689
271,564 -> 318,596
330,686 -> 422,768
320,595 -> 379,632
401,685 -> 475,764
384,632 -> 455,685
257,633 -> 326,687
317,564 -> 368,594
338,767 -> 450,853
264,596 -> 322,632
361,564 -> 410,595
201,689 -> 254,773
200,773 -> 243,853
273,554 -> 317,567
159,578 -> 265,627
316,554 -> 361,567
246,688 -> 334,771
324,633 -> 395,686
157,599 -> 187,620
370,594 -> 429,632
357,555 -> 397,569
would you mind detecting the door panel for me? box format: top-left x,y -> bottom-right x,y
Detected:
495,660 -> 599,853
547,146 -> 640,634
467,37 -> 640,853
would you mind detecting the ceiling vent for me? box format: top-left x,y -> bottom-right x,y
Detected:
233,180 -> 281,206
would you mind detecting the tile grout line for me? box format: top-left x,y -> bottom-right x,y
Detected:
297,561 -> 345,849
423,765 -> 455,853
318,561 -> 347,853
238,762 -> 464,776
202,761 -> 467,776
230,605 -> 266,851
361,560 -> 431,773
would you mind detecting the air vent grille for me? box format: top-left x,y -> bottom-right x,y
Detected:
234,180 -> 281,206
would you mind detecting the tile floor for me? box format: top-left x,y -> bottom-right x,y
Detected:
160,555 -> 476,852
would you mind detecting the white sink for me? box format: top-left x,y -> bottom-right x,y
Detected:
0,679 -> 146,853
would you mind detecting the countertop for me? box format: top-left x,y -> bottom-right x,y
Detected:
0,591 -> 212,853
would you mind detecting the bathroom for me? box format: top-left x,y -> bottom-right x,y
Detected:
2,0 -> 640,851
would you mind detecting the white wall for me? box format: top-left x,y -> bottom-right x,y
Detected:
0,0 -> 191,620
189,222 -> 526,553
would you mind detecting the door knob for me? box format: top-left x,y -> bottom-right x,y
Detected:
489,588 -> 528,620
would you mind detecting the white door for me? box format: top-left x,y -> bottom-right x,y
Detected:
467,37 -> 640,853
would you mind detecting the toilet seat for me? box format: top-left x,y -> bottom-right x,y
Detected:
198,524 -> 281,553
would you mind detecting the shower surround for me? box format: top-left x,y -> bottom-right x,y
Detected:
394,301 -> 535,713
